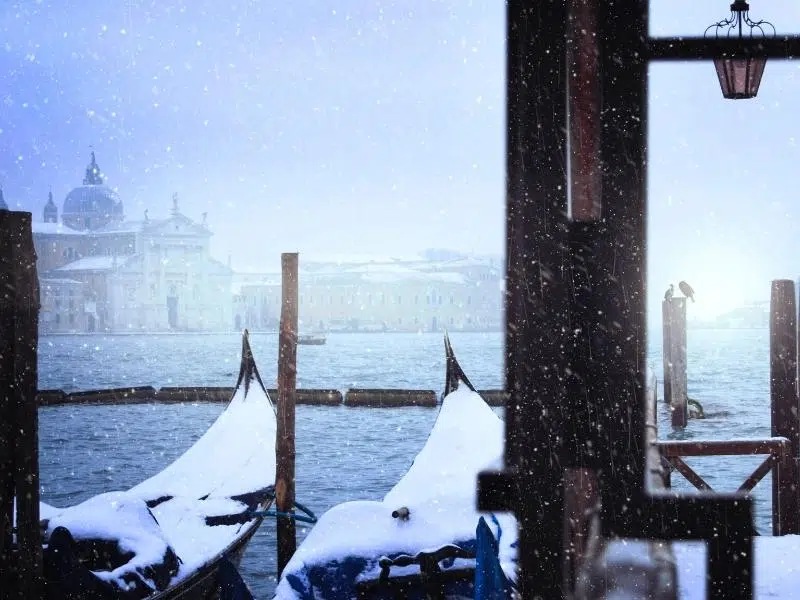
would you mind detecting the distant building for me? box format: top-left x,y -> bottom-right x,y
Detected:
31,153 -> 233,333
232,255 -> 504,332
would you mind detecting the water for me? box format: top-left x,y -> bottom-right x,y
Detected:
37,329 -> 773,598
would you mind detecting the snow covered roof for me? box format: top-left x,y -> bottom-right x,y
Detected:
301,253 -> 425,266
41,277 -> 84,285
52,256 -> 124,273
32,222 -> 85,236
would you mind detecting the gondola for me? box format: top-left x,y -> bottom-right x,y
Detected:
274,333 -> 518,600
40,329 -> 277,600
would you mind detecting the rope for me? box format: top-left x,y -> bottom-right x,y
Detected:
249,500 -> 318,524
688,397 -> 705,419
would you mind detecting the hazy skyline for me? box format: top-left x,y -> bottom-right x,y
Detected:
0,0 -> 505,266
2,1 -> 800,320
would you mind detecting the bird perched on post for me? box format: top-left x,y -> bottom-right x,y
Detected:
664,284 -> 674,302
679,280 -> 695,303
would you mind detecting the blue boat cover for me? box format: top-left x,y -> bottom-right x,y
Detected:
474,516 -> 512,600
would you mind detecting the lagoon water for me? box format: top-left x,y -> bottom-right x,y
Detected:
38,328 -> 772,598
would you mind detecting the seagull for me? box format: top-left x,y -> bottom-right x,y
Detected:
664,284 -> 674,302
679,280 -> 695,303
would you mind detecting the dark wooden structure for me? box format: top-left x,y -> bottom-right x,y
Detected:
276,252 -> 299,576
36,387 -> 506,407
769,280 -> 800,535
343,389 -> 437,408
471,1 -> 800,598
0,211 -> 43,599
656,279 -> 800,537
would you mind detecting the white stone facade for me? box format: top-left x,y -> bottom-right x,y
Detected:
32,154 -> 233,334
233,256 -> 504,332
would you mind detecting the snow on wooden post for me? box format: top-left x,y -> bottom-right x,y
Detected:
276,252 -> 299,576
664,297 -> 688,428
770,279 -> 800,536
0,210 -> 43,598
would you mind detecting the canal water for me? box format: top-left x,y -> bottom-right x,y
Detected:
37,328 -> 772,597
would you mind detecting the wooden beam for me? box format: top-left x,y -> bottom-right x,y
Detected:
667,457 -> 713,492
770,279 -> 800,535
276,252 -> 299,576
504,1 -> 570,597
658,438 -> 788,458
593,0 -> 648,537
0,211 -> 42,598
567,0 -> 601,222
0,211 -> 18,596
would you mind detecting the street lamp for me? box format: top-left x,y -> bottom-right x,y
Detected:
705,1 -> 775,99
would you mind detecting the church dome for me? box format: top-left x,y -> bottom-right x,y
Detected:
62,152 -> 124,230
63,184 -> 121,216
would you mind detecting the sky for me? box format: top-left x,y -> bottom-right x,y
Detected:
2,1 -> 800,321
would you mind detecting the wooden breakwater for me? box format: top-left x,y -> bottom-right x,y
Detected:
36,387 -> 510,407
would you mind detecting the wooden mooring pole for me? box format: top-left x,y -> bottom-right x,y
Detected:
276,252 -> 299,576
661,299 -> 672,406
0,210 -> 43,599
663,297 -> 688,428
770,279 -> 800,535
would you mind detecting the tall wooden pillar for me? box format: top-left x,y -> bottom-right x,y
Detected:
0,210 -> 43,599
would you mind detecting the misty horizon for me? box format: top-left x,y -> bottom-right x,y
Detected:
3,1 -> 800,322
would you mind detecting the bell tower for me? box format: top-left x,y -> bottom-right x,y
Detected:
43,189 -> 58,223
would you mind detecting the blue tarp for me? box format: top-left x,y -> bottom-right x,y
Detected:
474,516 -> 512,600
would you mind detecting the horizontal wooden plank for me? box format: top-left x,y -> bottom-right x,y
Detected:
658,437 -> 789,458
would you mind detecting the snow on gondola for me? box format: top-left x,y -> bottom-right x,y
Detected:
40,329 -> 276,600
274,333 -> 518,600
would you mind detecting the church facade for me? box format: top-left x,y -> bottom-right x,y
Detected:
31,153 -> 233,333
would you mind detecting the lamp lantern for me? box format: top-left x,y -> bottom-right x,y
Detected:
705,1 -> 775,99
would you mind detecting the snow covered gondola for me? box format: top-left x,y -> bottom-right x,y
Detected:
41,329 -> 277,600
274,333 -> 518,600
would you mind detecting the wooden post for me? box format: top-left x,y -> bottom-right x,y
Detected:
562,468 -> 599,597
664,297 -> 688,428
567,0 -> 601,223
770,279 -> 800,535
661,300 -> 673,405
276,252 -> 299,576
0,210 -> 43,598
0,211 -> 16,597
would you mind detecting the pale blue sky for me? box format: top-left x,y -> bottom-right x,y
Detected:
2,1 -> 800,319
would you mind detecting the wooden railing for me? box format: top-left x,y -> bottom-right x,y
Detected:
658,437 -> 790,536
